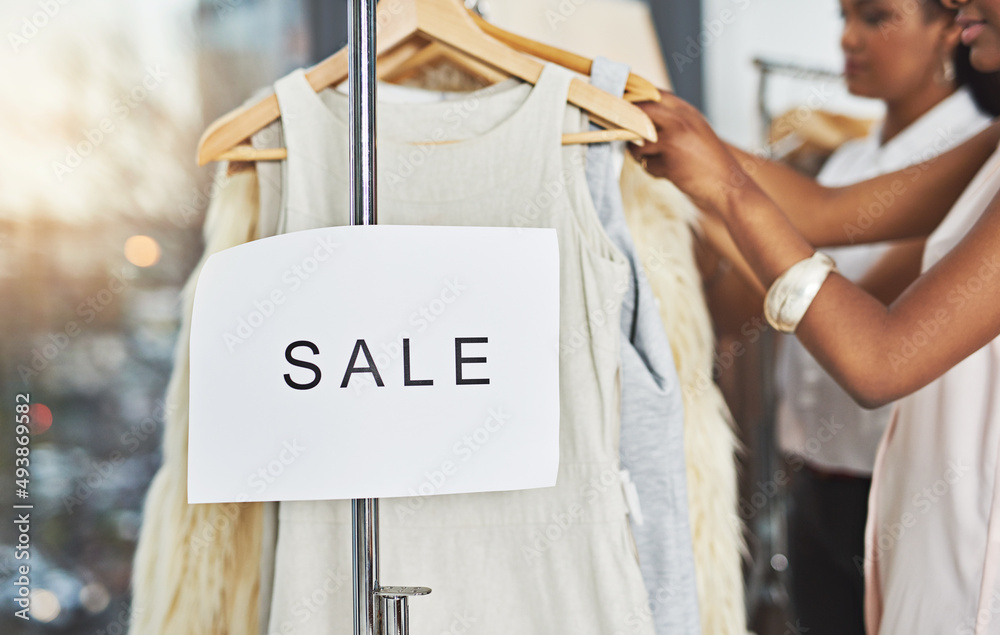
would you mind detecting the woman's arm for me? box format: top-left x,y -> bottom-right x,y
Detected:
699,213 -> 765,294
695,222 -> 765,338
719,125 -> 1000,246
795,206 -> 1000,408
699,212 -> 925,303
633,93 -> 1000,408
699,213 -> 925,336
857,239 -> 926,305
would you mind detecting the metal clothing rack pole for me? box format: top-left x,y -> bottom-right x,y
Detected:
348,0 -> 380,633
348,2 -> 431,634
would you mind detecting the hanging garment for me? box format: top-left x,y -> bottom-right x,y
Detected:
864,139 -> 1000,635
261,63 -> 653,635
585,56 -> 700,635
620,156 -> 748,635
131,64 -> 738,635
129,165 -> 265,635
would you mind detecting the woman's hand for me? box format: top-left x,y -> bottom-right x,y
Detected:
630,90 -> 760,215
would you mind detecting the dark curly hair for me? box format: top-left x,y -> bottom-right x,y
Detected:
927,0 -> 1000,115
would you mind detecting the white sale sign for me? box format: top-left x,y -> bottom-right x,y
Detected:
188,225 -> 560,504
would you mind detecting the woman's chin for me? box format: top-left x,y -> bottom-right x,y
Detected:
970,47 -> 1000,74
969,35 -> 1000,74
845,79 -> 878,100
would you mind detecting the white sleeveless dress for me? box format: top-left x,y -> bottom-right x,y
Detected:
865,141 -> 1000,634
264,65 -> 654,635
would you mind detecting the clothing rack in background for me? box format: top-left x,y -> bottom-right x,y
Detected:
753,57 -> 843,150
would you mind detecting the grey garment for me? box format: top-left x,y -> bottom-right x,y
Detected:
586,57 -> 702,635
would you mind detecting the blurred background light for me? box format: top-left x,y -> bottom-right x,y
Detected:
79,582 -> 111,614
29,402 -> 53,434
29,589 -> 61,623
124,235 -> 161,267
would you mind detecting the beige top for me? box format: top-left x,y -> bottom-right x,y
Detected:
264,65 -> 653,635
865,141 -> 1000,634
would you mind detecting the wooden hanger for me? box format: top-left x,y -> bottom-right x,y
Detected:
381,10 -> 661,102
468,12 -> 660,103
373,15 -> 509,87
196,0 -> 657,165
379,39 -> 510,86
